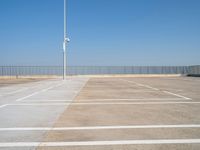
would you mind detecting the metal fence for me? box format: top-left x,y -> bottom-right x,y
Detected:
188,65 -> 200,76
0,66 -> 191,76
0,66 -> 63,76
67,66 -> 189,75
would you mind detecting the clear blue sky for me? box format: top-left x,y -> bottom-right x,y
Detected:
0,0 -> 200,66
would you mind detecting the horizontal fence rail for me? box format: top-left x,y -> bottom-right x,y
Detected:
0,66 -> 195,76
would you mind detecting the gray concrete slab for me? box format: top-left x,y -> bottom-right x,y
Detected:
0,77 -> 89,150
0,79 -> 62,105
0,105 -> 67,128
0,77 -> 200,150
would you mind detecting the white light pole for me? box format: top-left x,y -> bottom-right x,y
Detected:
63,0 -> 70,80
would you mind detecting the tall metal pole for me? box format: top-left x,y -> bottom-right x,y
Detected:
63,0 -> 69,80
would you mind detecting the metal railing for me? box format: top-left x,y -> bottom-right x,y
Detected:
0,66 -> 63,76
0,66 -> 191,76
188,65 -> 200,76
67,66 -> 188,75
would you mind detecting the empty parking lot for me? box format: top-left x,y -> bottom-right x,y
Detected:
0,76 -> 200,150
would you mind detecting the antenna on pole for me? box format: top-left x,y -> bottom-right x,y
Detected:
63,0 -> 70,80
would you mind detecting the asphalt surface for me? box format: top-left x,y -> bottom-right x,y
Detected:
0,77 -> 200,150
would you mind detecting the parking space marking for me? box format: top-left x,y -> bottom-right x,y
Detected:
15,91 -> 41,102
22,98 -> 190,102
0,82 -> 52,96
121,79 -> 192,100
1,139 -> 200,147
0,80 -> 58,96
0,104 -> 9,108
8,103 -> 70,106
75,98 -> 190,101
0,82 -> 66,109
0,78 -> 89,109
120,79 -> 159,91
1,124 -> 200,131
5,101 -> 200,106
68,102 -> 200,105
163,91 -> 191,100
16,82 -> 65,102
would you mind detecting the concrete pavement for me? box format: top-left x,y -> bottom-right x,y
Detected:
0,76 -> 200,150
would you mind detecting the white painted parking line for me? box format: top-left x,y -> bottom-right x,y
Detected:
6,101 -> 200,106
121,79 -> 159,91
0,104 -> 9,108
1,124 -> 200,131
1,139 -> 200,147
0,78 -> 89,109
23,98 -> 190,102
75,98 -> 191,101
69,102 -> 200,105
0,80 -> 58,96
163,91 -> 191,100
16,82 -> 65,102
137,84 -> 160,91
9,103 -> 70,106
121,79 -> 192,100
75,98 -> 189,101
15,91 -> 41,102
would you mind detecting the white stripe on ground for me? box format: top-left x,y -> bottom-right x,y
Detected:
0,104 -> 9,108
23,99 -> 187,103
120,79 -> 159,91
1,125 -> 200,131
23,98 -> 190,102
1,139 -> 200,147
15,91 -> 40,102
75,98 -> 190,101
163,91 -> 191,100
121,79 -> 192,100
0,78 -> 89,109
69,102 -> 200,105
138,84 -> 159,91
16,82 -> 64,102
0,82 -> 64,108
0,80 -> 58,96
6,101 -> 200,106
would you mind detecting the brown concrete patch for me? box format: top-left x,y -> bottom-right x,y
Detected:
37,77 -> 200,150
42,128 -> 200,142
48,104 -> 200,127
